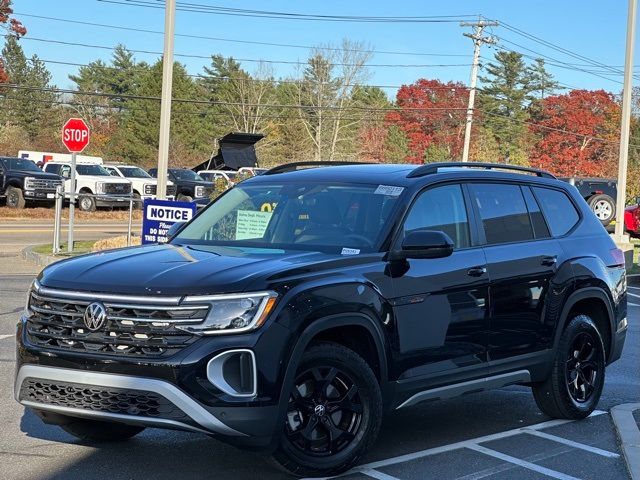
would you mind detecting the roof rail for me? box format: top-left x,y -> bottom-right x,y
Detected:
264,161 -> 373,175
407,162 -> 556,179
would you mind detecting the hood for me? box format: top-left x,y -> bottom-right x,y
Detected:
74,175 -> 131,184
173,179 -> 212,187
39,243 -> 379,296
10,170 -> 61,180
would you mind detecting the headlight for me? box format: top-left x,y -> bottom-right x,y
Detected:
195,185 -> 205,198
178,292 -> 277,335
144,183 -> 154,195
96,182 -> 105,194
24,177 -> 36,190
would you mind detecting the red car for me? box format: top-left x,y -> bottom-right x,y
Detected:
625,203 -> 640,236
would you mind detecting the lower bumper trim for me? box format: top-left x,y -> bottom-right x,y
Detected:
15,365 -> 246,437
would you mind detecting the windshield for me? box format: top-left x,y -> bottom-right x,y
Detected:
119,166 -> 151,178
171,169 -> 204,181
173,182 -> 403,253
76,164 -> 112,176
3,158 -> 41,172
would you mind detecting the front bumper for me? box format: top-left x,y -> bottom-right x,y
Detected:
94,195 -> 133,207
14,317 -> 287,448
141,194 -> 175,201
23,189 -> 57,201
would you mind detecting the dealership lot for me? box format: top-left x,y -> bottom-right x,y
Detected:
0,260 -> 638,479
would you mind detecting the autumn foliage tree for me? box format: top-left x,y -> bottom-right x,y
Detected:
0,0 -> 26,83
385,79 -> 468,163
529,90 -> 620,177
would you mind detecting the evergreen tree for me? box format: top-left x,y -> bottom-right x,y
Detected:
0,36 -> 57,140
527,58 -> 560,100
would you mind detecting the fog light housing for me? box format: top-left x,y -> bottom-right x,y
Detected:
207,349 -> 256,398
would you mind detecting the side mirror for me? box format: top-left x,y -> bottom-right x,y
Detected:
167,222 -> 185,239
391,230 -> 454,260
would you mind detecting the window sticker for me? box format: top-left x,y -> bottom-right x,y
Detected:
235,210 -> 273,240
374,185 -> 404,196
341,247 -> 360,255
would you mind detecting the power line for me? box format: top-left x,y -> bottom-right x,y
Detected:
14,35 -> 474,69
97,1 -> 480,23
14,12 -> 471,58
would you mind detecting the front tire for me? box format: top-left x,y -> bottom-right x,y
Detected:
271,343 -> 382,477
532,315 -> 606,419
177,194 -> 193,203
6,186 -> 26,209
78,194 -> 96,212
60,418 -> 145,443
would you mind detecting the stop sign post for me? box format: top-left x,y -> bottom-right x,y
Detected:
61,118 -> 90,254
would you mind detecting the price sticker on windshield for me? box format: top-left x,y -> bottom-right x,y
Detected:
374,185 -> 404,196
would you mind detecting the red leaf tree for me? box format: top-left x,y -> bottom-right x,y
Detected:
0,0 -> 26,83
386,79 -> 468,164
529,90 -> 620,177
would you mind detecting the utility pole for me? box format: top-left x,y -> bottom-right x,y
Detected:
460,19 -> 498,162
614,0 -> 637,243
156,0 -> 176,200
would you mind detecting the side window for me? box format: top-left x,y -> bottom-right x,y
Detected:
45,164 -> 61,175
60,165 -> 71,178
522,186 -> 551,239
403,184 -> 470,249
470,183 -> 534,245
532,187 -> 580,237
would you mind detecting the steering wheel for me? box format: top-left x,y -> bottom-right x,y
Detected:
344,234 -> 373,248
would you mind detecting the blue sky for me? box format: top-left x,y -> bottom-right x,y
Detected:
9,0 -> 640,98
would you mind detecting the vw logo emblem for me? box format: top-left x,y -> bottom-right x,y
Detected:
314,404 -> 326,417
83,302 -> 107,331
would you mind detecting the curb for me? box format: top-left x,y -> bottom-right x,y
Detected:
611,403 -> 640,480
20,245 -> 65,268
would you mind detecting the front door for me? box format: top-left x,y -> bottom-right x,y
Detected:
390,183 -> 489,386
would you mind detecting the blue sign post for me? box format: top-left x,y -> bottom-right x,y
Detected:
142,199 -> 196,244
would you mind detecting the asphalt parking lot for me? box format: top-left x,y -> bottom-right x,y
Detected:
0,259 -> 638,480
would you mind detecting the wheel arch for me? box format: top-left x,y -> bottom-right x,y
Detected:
556,287 -> 614,362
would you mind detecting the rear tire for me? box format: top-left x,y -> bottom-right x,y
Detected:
532,315 -> 605,420
6,186 -> 26,209
61,418 -> 145,443
588,194 -> 615,226
271,342 -> 382,477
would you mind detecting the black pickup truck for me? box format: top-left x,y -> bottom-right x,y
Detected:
148,168 -> 213,202
0,157 -> 63,208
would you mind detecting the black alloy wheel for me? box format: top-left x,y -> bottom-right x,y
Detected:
565,331 -> 602,404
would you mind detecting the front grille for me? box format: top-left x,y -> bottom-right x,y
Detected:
19,378 -> 191,423
26,291 -> 207,358
144,184 -> 157,195
104,183 -> 132,194
167,184 -> 177,196
25,178 -> 63,190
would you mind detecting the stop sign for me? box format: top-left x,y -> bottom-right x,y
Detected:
62,118 -> 90,153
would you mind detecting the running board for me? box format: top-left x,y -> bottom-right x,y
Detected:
396,370 -> 531,409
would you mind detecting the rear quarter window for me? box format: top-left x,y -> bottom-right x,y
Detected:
532,187 -> 580,237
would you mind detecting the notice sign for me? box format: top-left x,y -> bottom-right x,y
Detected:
235,210 -> 272,240
142,199 -> 196,244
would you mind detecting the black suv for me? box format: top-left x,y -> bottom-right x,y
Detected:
15,162 -> 627,476
148,167 -> 213,202
0,157 -> 63,208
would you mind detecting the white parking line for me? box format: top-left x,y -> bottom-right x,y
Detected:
628,292 -> 640,300
466,444 -> 582,480
523,429 -> 620,458
360,468 -> 401,480
0,335 -> 12,340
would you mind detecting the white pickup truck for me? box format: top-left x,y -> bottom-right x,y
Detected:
42,162 -> 132,211
103,164 -> 176,208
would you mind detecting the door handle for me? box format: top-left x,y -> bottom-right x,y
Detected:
467,265 -> 487,277
541,255 -> 558,266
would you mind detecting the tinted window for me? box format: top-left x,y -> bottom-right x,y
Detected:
532,187 -> 580,236
3,158 -> 41,172
522,186 -> 550,239
470,183 -> 533,245
45,164 -> 61,175
403,184 -> 470,249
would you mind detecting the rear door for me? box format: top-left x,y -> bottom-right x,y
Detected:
468,182 -> 565,362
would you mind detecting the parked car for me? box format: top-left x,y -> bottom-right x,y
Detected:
103,164 -> 176,208
0,156 -> 63,208
148,168 -> 213,202
42,162 -> 132,212
15,162 -> 627,477
197,169 -> 239,187
625,201 -> 640,237
561,177 -> 617,226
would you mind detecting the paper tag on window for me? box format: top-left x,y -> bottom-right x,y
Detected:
341,247 -> 360,255
374,185 -> 404,196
